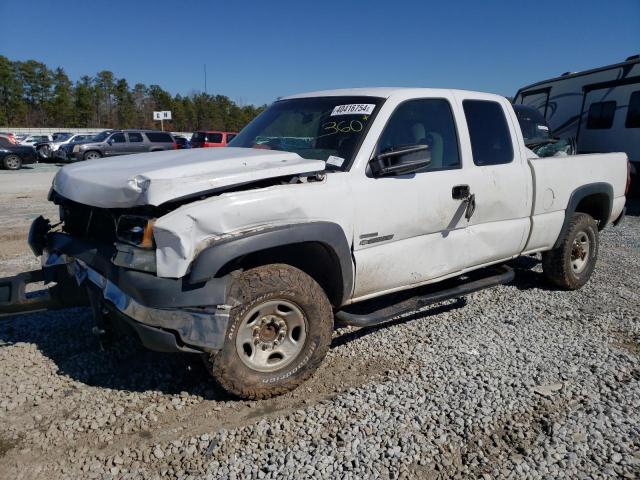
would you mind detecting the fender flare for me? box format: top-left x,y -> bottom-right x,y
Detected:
189,222 -> 354,304
553,182 -> 613,249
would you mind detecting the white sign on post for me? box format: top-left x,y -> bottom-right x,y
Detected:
153,111 -> 172,130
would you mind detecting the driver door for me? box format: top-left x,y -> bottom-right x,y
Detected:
351,97 -> 473,300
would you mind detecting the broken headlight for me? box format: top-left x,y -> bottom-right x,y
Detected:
116,215 -> 156,249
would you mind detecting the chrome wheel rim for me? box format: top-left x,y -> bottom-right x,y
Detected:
571,231 -> 590,274
235,299 -> 307,373
86,152 -> 99,160
5,155 -> 20,169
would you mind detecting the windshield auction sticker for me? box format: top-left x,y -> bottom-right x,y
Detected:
331,104 -> 376,116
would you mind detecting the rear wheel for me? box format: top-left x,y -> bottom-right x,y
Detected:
3,154 -> 22,170
83,150 -> 102,161
204,264 -> 333,399
542,213 -> 599,290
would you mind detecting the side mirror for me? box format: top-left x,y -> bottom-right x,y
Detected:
107,139 -> 113,145
371,145 -> 431,177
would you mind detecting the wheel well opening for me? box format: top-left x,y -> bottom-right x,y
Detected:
218,242 -> 344,307
575,193 -> 610,230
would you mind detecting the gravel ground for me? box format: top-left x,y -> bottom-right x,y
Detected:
0,170 -> 638,479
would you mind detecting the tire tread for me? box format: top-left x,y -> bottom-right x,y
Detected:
206,264 -> 333,400
542,213 -> 598,290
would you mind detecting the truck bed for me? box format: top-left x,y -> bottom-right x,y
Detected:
524,152 -> 628,253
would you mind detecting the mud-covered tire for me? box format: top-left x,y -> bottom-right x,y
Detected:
542,213 -> 599,290
204,264 -> 333,399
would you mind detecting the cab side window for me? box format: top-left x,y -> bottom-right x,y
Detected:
462,100 -> 513,166
377,99 -> 461,172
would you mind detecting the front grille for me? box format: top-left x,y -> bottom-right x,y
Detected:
61,203 -> 118,245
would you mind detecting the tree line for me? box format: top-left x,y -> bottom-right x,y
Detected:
0,56 -> 266,132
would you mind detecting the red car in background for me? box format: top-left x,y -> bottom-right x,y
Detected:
191,130 -> 237,148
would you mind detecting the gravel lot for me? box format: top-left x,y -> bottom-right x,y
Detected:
0,167 -> 638,479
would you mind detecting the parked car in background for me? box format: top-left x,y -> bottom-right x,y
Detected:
69,130 -> 176,161
173,135 -> 191,149
52,132 -> 74,142
0,132 -> 18,144
191,130 -> 237,148
20,135 -> 52,146
35,133 -> 87,160
53,134 -> 99,162
0,135 -> 37,170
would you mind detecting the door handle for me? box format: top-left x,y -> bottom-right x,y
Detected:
452,185 -> 476,220
452,184 -> 470,200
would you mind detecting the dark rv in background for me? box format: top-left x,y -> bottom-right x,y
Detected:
514,55 -> 640,184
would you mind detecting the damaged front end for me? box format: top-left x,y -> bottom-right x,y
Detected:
1,200 -> 234,354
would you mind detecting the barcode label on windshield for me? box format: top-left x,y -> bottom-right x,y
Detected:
331,104 -> 376,116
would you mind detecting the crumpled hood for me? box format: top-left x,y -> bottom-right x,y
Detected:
52,147 -> 326,208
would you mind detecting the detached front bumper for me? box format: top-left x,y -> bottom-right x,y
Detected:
29,219 -> 233,354
75,260 -> 230,353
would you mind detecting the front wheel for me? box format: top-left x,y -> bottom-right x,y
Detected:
542,213 -> 599,290
3,154 -> 22,170
204,264 -> 333,399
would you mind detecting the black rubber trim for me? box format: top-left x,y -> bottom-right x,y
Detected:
552,182 -> 613,249
189,222 -> 354,304
48,232 -> 230,309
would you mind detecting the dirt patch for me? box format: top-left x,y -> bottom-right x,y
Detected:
0,350 -> 399,477
0,238 -> 31,261
0,435 -> 22,458
408,395 -> 571,478
610,329 -> 640,356
117,353 -> 398,450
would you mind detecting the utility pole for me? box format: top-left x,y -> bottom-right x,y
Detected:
204,64 -> 207,94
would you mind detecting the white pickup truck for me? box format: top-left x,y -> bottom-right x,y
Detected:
2,88 -> 629,399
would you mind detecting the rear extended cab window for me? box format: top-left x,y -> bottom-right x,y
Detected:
462,100 -> 514,166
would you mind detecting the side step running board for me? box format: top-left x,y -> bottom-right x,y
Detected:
335,265 -> 514,328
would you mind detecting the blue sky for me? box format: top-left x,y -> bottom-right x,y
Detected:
1,0 -> 639,106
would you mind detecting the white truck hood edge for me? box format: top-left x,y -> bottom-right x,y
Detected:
52,147 -> 326,208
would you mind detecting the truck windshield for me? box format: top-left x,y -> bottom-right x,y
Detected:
228,96 -> 384,169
